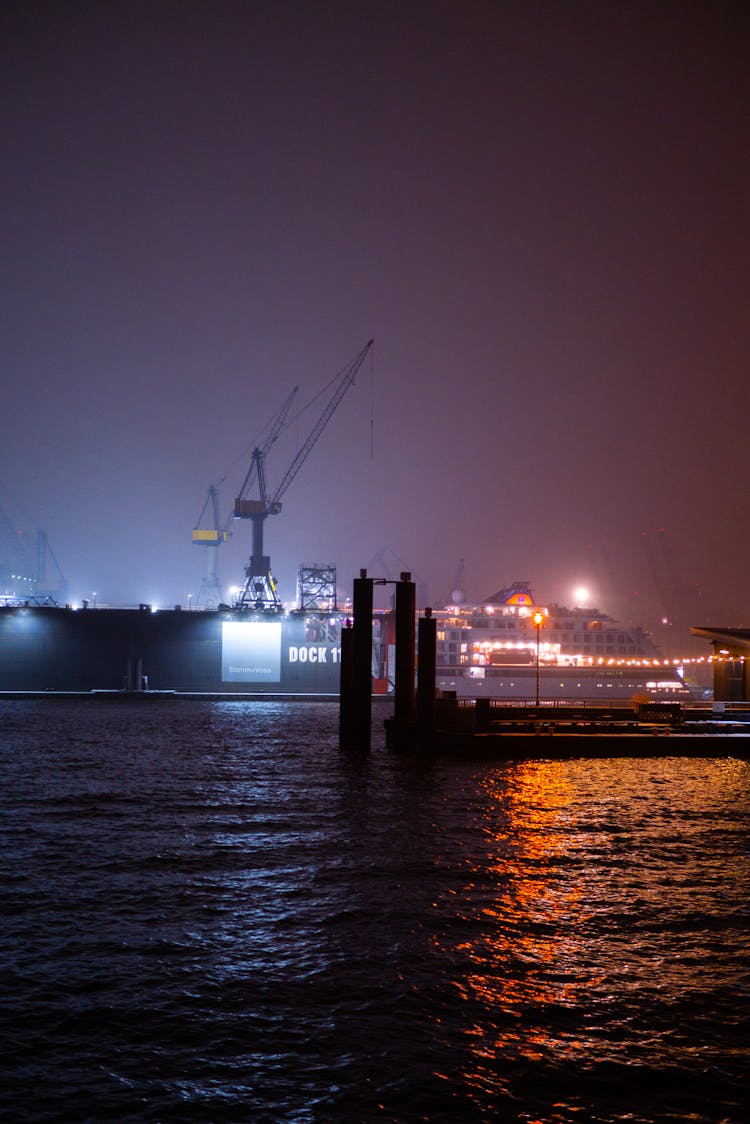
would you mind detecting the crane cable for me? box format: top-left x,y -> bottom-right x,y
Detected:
214,408 -> 280,489
202,340 -> 374,513
212,348 -> 358,486
370,343 -> 375,461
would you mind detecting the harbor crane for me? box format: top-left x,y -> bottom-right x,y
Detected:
0,488 -> 67,605
192,484 -> 228,607
192,385 -> 299,607
233,338 -> 373,610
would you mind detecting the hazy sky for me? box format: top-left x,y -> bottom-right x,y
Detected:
2,1 -> 749,640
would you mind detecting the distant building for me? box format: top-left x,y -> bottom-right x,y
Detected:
691,627 -> 750,701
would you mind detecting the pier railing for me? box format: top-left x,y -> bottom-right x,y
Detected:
446,697 -> 750,713
434,695 -> 750,736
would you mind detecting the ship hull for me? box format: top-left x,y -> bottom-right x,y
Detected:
437,665 -> 693,701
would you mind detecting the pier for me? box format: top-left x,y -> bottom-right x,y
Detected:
413,696 -> 750,758
339,572 -> 750,758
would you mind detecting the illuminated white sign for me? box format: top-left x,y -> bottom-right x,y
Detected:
221,621 -> 282,682
288,645 -> 340,663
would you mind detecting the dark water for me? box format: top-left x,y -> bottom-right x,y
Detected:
0,700 -> 747,1123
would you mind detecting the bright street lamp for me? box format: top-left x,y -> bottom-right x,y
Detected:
532,610 -> 544,706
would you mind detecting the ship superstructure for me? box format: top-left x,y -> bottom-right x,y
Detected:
433,581 -> 691,699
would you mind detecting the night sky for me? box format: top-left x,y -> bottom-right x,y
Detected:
3,1 -> 749,644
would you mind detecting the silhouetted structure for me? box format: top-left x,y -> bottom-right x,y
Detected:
339,570 -> 431,752
691,627 -> 750,701
338,571 -> 374,750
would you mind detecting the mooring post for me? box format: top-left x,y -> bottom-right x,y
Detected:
475,697 -> 491,732
349,569 -> 373,750
338,622 -> 355,747
390,571 -> 416,749
417,607 -> 436,749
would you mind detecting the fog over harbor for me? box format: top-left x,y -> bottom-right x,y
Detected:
3,2 -> 750,646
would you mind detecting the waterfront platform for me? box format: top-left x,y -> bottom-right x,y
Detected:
385,698 -> 750,757
427,730 -> 750,759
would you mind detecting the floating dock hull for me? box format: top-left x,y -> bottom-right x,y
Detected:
0,605 -> 705,702
0,606 -> 342,694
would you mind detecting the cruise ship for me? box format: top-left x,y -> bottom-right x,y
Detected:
433,582 -> 693,700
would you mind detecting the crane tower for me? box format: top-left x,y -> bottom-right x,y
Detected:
191,486 -> 229,608
192,385 -> 299,607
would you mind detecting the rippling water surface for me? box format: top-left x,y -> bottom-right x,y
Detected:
0,699 -> 748,1122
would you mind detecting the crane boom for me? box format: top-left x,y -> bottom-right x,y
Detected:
234,385 -> 299,508
271,339 -> 373,505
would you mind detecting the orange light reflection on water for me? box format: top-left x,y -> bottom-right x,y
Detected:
431,756 -> 750,1112
442,762 -> 602,1103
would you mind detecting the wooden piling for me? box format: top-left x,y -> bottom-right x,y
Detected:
394,572 -> 416,729
338,623 -> 355,747
417,609 -> 436,749
339,570 -> 373,751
